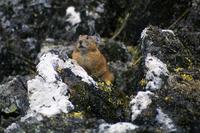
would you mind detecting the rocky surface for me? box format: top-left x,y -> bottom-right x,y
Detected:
0,0 -> 200,133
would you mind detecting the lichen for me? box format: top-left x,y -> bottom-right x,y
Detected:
67,112 -> 85,119
180,73 -> 193,81
139,79 -> 148,87
97,82 -> 112,93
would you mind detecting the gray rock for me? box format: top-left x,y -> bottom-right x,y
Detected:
0,76 -> 29,130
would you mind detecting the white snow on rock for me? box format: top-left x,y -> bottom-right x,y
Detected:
66,6 -> 81,26
98,122 -> 138,133
145,53 -> 169,90
156,108 -> 177,132
24,52 -> 96,120
130,91 -> 154,121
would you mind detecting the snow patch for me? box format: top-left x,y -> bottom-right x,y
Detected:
130,91 -> 154,121
66,6 -> 81,26
145,54 -> 169,90
98,122 -> 138,133
156,108 -> 177,132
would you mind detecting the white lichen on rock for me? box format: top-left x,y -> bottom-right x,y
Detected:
64,59 -> 96,85
145,53 -> 169,90
27,76 -> 73,117
66,6 -> 81,26
37,53 -> 63,83
98,122 -> 138,133
130,91 -> 154,121
141,27 -> 150,39
24,52 -> 95,120
129,26 -> 176,131
161,29 -> 175,36
156,108 -> 177,132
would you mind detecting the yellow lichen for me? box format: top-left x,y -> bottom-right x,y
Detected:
174,67 -> 183,72
97,82 -> 112,93
105,80 -> 112,86
127,46 -> 141,66
164,96 -> 172,102
56,66 -> 63,74
116,99 -> 122,105
185,57 -> 193,69
139,79 -> 148,87
67,111 -> 84,119
180,73 -> 193,81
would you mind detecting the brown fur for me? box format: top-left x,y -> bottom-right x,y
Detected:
72,35 -> 114,82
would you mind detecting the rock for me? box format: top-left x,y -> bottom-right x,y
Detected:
3,49 -> 131,132
98,122 -> 138,133
5,115 -> 104,133
119,0 -> 190,43
176,0 -> 200,66
1,0 -> 200,132
129,26 -> 182,132
132,25 -> 200,132
130,91 -> 154,121
23,50 -> 98,120
99,40 -> 131,62
98,39 -> 140,94
0,76 -> 29,129
141,26 -> 190,69
156,76 -> 200,133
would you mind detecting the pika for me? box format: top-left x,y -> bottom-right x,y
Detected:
72,35 -> 114,82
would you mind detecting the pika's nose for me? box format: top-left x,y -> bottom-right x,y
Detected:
79,41 -> 84,48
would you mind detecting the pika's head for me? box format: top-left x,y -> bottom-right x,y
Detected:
76,35 -> 98,53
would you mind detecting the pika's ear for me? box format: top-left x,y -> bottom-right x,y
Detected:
90,35 -> 101,44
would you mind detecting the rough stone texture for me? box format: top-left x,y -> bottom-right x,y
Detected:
136,26 -> 200,133
0,76 -> 29,130
156,76 -> 200,133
